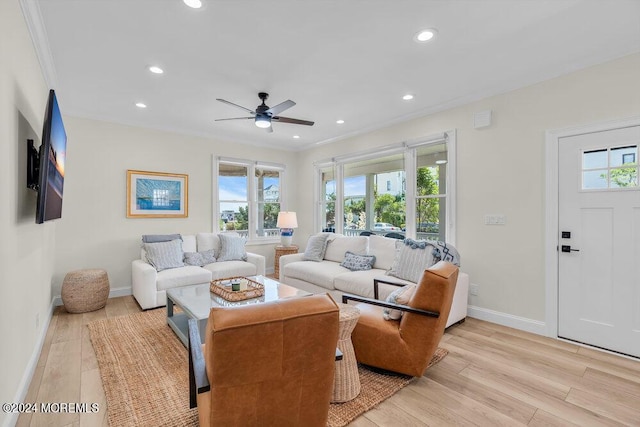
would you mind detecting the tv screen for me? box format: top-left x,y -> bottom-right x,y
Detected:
36,89 -> 67,223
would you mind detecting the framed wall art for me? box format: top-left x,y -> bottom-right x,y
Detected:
126,170 -> 188,218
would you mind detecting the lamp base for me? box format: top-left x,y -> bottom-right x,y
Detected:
280,235 -> 293,247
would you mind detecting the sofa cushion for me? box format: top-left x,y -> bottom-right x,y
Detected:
284,261 -> 348,290
144,239 -> 184,271
387,239 -> 437,283
383,285 -> 416,320
182,235 -> 197,253
217,234 -> 248,261
324,236 -> 368,263
156,266 -> 212,291
340,251 -> 376,271
203,261 -> 257,279
196,232 -> 222,255
303,233 -> 331,261
367,235 -> 397,270
333,269 -> 387,298
184,250 -> 216,267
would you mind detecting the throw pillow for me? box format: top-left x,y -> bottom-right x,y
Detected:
303,233 -> 331,261
340,251 -> 376,271
144,239 -> 184,271
383,284 -> 416,320
217,234 -> 248,262
184,250 -> 216,267
387,239 -> 437,283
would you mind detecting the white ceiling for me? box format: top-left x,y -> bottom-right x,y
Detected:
25,0 -> 640,151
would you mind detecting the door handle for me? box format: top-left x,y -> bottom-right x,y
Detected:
561,245 -> 580,253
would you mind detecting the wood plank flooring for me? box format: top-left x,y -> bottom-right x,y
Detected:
17,296 -> 640,426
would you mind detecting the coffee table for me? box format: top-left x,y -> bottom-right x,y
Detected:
166,275 -> 311,346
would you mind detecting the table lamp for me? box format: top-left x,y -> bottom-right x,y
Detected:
276,211 -> 298,247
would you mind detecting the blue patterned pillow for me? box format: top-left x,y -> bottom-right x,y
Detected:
184,250 -> 216,266
340,251 -> 376,271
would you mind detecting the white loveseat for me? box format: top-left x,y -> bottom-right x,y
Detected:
132,233 -> 266,309
279,234 -> 468,327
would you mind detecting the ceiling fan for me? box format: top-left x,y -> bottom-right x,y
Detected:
215,92 -> 314,133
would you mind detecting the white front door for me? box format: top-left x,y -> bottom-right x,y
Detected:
558,125 -> 640,358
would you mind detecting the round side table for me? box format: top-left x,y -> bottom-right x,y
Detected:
61,269 -> 110,313
332,303 -> 361,403
274,245 -> 298,278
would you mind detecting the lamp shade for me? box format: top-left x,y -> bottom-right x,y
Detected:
276,212 -> 298,229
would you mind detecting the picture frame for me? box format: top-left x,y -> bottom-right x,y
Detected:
127,170 -> 188,218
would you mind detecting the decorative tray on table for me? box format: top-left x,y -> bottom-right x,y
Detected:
210,276 -> 265,302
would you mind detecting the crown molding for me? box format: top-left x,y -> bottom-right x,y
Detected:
20,0 -> 57,88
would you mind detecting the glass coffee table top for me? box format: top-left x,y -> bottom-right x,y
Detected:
166,275 -> 311,346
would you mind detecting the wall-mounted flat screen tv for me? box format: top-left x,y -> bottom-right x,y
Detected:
36,89 -> 67,223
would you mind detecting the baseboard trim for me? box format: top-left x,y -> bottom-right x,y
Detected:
467,305 -> 547,336
52,286 -> 132,307
4,300 -> 56,427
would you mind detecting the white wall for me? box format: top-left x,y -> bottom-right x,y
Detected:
0,1 -> 54,426
296,53 -> 640,325
52,117 -> 297,297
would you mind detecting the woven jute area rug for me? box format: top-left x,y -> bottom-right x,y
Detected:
88,308 -> 447,427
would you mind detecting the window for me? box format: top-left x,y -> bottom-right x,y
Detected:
316,133 -> 454,243
582,145 -> 638,190
216,158 -> 285,240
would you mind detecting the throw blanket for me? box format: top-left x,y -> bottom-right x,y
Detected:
403,238 -> 461,267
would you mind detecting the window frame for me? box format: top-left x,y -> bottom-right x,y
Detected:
314,131 -> 457,244
214,156 -> 286,244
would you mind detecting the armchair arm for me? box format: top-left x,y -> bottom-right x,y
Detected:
373,278 -> 405,300
246,252 -> 266,276
188,319 -> 210,409
131,259 -> 158,310
341,293 -> 440,318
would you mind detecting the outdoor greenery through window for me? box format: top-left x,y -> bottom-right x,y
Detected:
217,159 -> 284,240
582,145 -> 638,190
318,138 -> 451,242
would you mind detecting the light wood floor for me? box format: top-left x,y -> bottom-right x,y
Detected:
17,296 -> 640,426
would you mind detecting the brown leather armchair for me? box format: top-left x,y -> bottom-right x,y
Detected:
188,294 -> 340,427
342,261 -> 458,377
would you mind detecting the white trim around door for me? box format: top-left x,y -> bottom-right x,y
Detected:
544,115 -> 640,339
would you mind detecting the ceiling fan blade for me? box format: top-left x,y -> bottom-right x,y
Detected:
214,117 -> 254,121
216,99 -> 255,115
272,116 -> 314,126
266,100 -> 295,116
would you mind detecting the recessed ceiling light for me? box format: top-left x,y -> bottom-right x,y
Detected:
293,135 -> 300,139
402,94 -> 414,101
336,119 -> 345,124
148,66 -> 164,74
135,102 -> 147,108
183,0 -> 202,8
414,29 -> 437,43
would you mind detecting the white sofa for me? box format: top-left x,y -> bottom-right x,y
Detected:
132,233 -> 266,309
279,234 -> 468,328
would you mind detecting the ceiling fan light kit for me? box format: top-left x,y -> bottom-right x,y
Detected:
216,92 -> 314,133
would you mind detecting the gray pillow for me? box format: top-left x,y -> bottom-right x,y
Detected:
144,239 -> 184,271
217,234 -> 247,261
303,233 -> 331,261
340,251 -> 376,271
184,250 -> 216,267
387,239 -> 437,283
142,234 -> 182,243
